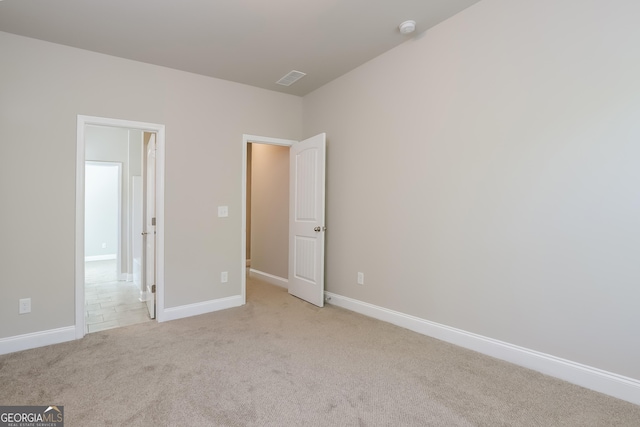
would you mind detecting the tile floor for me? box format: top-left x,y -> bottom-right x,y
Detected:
85,260 -> 151,333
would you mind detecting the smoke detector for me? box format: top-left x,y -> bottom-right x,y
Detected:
399,20 -> 416,35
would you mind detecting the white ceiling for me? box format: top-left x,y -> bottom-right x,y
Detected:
0,0 -> 481,96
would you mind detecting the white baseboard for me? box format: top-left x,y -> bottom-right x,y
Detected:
0,326 -> 76,355
0,295 -> 243,354
160,295 -> 243,322
325,291 -> 640,406
249,269 -> 288,289
84,254 -> 116,262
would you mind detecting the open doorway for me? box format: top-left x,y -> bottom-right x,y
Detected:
84,160 -> 146,332
76,116 -> 166,339
83,127 -> 149,333
242,135 -> 295,304
246,142 -> 290,286
241,133 -> 327,307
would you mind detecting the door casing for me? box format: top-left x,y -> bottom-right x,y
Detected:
75,115 -> 166,339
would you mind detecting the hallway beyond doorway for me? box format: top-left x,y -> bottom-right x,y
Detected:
85,260 -> 150,333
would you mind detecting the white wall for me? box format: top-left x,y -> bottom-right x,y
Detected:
303,0 -> 640,381
85,162 -> 120,258
0,31 -> 302,339
85,126 -> 142,276
127,130 -> 143,278
85,125 -> 131,273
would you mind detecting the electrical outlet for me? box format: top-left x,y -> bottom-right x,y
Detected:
19,298 -> 31,314
357,272 -> 364,285
101,242 -> 107,248
221,271 -> 228,283
218,206 -> 229,217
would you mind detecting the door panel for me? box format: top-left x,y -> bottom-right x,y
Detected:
294,236 -> 317,282
288,133 -> 326,307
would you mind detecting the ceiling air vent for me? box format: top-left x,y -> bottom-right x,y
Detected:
276,70 -> 306,86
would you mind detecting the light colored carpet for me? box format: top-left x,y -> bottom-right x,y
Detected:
1,277 -> 638,426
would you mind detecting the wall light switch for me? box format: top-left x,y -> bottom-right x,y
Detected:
218,206 -> 229,217
19,298 -> 31,314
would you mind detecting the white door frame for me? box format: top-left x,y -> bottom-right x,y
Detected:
241,134 -> 296,304
76,115 -> 166,339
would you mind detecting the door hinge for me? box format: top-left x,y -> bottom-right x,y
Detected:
151,284 -> 156,293
151,217 -> 156,226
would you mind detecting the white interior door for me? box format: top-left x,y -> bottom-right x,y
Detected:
288,133 -> 326,307
144,134 -> 157,319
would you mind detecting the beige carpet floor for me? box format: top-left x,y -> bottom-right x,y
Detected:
1,277 -> 638,426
